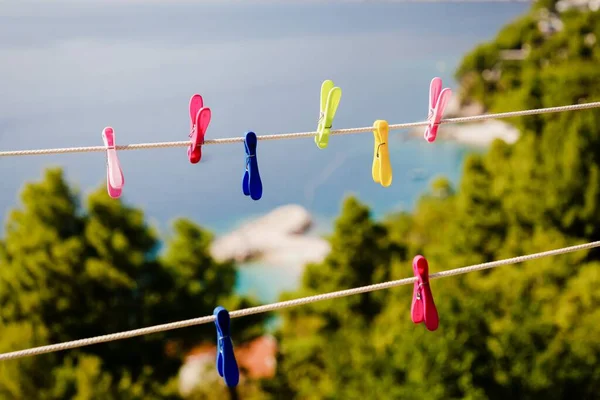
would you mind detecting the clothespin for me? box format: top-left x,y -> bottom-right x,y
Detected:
242,131 -> 263,200
188,94 -> 212,164
424,77 -> 452,143
101,127 -> 124,199
372,120 -> 392,187
411,255 -> 439,331
214,306 -> 239,387
315,79 -> 342,149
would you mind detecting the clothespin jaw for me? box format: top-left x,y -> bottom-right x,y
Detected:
101,127 -> 124,199
424,77 -> 452,143
214,306 -> 239,387
411,255 -> 439,331
372,120 -> 392,187
315,80 -> 342,149
188,94 -> 212,164
242,131 -> 263,201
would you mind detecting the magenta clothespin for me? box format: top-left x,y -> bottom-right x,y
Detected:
188,94 -> 212,164
101,127 -> 124,199
424,77 -> 452,143
411,255 -> 439,331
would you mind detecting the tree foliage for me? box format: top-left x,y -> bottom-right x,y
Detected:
266,3 -> 600,399
0,168 -> 264,399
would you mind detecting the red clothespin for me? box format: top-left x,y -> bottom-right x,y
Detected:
188,94 -> 212,164
411,255 -> 439,331
101,127 -> 124,199
424,77 -> 452,143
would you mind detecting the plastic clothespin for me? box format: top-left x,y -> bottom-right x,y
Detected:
242,131 -> 263,201
315,79 -> 342,149
214,306 -> 239,387
101,127 -> 124,199
372,120 -> 392,187
424,77 -> 452,143
188,94 -> 212,164
411,255 -> 439,331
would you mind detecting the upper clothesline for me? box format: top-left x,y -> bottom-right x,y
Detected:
2,98 -> 598,158
1,77 -> 599,201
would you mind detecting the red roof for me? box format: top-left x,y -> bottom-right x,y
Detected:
186,335 -> 278,379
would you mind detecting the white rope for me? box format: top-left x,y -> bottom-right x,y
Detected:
1,101 -> 598,158
0,240 -> 597,361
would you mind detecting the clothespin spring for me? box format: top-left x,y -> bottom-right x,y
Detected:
317,113 -> 333,129
104,145 -> 115,168
245,154 -> 255,171
189,126 -> 207,143
428,107 -> 435,121
376,142 -> 386,158
189,127 -> 201,140
416,282 -> 429,300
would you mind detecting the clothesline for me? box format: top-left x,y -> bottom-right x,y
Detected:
1,101 -> 599,158
0,240 -> 597,361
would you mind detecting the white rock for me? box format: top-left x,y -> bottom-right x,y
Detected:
410,95 -> 520,147
443,94 -> 462,117
259,236 -> 330,265
210,204 -> 330,265
178,353 -> 217,397
443,95 -> 484,118
441,120 -> 520,147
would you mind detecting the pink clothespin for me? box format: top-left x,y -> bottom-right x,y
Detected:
101,127 -> 124,199
424,77 -> 452,143
188,94 -> 212,164
411,255 -> 439,331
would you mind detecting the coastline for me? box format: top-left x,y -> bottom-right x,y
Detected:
408,95 -> 520,147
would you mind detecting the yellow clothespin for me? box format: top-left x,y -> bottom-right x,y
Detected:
372,120 -> 392,187
315,80 -> 342,149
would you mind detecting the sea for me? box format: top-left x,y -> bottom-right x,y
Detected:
0,1 -> 529,305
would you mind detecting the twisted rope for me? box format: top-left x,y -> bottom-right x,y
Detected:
0,240 -> 598,361
1,101 -> 598,157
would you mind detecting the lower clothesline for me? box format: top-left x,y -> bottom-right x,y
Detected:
0,240 -> 598,361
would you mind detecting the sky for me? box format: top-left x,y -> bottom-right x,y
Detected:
0,0 -> 529,236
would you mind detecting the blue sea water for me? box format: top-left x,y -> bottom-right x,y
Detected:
0,1 -> 528,304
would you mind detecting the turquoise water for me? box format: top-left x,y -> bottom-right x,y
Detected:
236,261 -> 306,305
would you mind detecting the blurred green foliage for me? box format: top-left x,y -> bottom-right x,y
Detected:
0,168 -> 265,399
265,3 -> 600,399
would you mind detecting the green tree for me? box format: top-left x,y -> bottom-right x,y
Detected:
263,197 -> 404,399
0,168 -> 264,399
267,3 -> 600,399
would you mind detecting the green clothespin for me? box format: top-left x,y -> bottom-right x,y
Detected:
315,80 -> 342,149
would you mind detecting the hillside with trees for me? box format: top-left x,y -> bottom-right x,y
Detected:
266,1 -> 600,399
0,168 -> 266,399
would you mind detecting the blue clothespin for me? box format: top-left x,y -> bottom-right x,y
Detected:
242,131 -> 263,201
214,306 -> 239,387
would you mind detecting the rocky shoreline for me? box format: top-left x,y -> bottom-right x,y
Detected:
409,95 -> 520,147
210,204 -> 330,266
